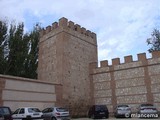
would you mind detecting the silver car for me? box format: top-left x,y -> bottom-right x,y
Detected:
42,107 -> 70,120
114,105 -> 131,118
137,104 -> 159,118
12,107 -> 43,120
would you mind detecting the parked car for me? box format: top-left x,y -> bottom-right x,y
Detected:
137,104 -> 159,118
0,106 -> 13,120
12,107 -> 43,120
42,107 -> 70,120
114,104 -> 131,118
88,105 -> 109,119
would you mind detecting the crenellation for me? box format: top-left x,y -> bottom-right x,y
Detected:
124,55 -> 133,63
100,60 -> 108,67
81,27 -> 86,34
86,30 -> 91,36
137,53 -> 146,61
91,51 -> 160,70
52,22 -> 58,29
68,21 -> 74,29
152,50 -> 160,58
112,58 -> 120,65
59,17 -> 68,27
46,26 -> 51,34
74,24 -> 81,32
91,32 -> 96,39
40,17 -> 96,41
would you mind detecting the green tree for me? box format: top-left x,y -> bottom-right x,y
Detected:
5,22 -> 28,76
147,29 -> 160,53
0,20 -> 8,73
23,24 -> 41,78
0,20 -> 41,79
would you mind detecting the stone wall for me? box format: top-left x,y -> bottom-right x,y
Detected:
90,51 -> 160,114
0,74 -> 62,111
38,17 -> 98,116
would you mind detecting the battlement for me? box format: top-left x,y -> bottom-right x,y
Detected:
90,51 -> 160,69
40,17 -> 97,40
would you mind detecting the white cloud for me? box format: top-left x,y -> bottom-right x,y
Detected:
0,0 -> 160,63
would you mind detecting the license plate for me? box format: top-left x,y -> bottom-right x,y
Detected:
99,112 -> 105,114
33,113 -> 39,115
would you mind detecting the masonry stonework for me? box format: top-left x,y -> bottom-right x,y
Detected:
38,17 -> 160,116
1,17 -> 160,117
38,17 -> 98,116
90,51 -> 160,114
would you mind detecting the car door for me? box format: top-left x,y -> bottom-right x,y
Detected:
42,108 -> 50,120
12,108 -> 21,120
18,108 -> 25,119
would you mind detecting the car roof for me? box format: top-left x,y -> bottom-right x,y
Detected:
17,107 -> 39,109
0,106 -> 10,108
43,107 -> 69,110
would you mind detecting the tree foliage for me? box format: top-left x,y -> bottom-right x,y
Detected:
0,20 -> 41,79
0,20 -> 8,73
147,29 -> 160,53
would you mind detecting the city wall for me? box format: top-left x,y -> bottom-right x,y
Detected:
0,17 -> 160,117
90,51 -> 160,114
0,74 -> 62,111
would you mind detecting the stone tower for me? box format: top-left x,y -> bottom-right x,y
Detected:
38,17 -> 98,116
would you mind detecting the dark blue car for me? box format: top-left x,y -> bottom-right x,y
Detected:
0,106 -> 13,120
88,105 -> 109,119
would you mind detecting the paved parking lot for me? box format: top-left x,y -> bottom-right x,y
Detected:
71,118 -> 159,120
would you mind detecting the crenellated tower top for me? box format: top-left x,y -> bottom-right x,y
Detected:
40,17 -> 97,45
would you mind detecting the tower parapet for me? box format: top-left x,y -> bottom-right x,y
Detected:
40,17 -> 97,45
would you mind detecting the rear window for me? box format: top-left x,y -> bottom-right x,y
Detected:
95,105 -> 107,111
0,108 -> 11,115
28,108 -> 41,113
140,104 -> 154,108
56,108 -> 68,112
118,105 -> 129,108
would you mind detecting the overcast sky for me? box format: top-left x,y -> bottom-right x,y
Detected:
0,0 -> 160,64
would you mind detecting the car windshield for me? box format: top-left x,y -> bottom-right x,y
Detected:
56,108 -> 68,112
28,108 -> 41,113
0,108 -> 10,115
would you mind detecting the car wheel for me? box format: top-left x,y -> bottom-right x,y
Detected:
52,117 -> 57,120
106,114 -> 109,118
91,114 -> 95,119
115,114 -> 119,118
26,116 -> 31,120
